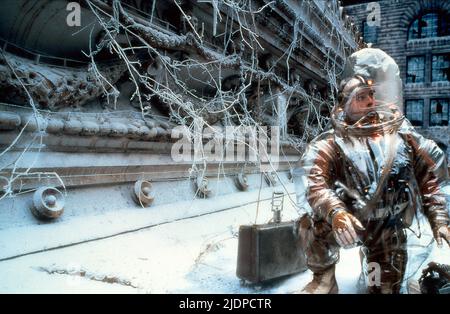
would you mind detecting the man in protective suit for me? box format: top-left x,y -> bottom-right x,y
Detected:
294,48 -> 450,294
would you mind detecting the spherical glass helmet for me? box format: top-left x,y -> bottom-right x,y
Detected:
331,48 -> 404,135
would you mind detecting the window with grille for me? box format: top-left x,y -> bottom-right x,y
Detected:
362,21 -> 377,44
405,100 -> 424,126
408,11 -> 449,40
406,56 -> 425,83
432,54 -> 450,82
430,99 -> 449,126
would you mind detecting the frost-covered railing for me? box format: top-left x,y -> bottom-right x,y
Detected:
121,2 -> 178,33
0,37 -> 88,68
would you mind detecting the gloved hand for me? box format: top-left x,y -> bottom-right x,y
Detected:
433,225 -> 450,248
331,210 -> 365,249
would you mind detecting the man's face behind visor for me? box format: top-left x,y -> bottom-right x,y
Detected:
341,77 -> 400,124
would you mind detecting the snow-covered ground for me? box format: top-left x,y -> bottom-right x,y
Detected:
0,195 -> 448,294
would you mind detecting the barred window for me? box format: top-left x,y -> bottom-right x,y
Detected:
405,100 -> 424,126
430,99 -> 449,126
432,54 -> 450,82
362,21 -> 378,44
408,12 -> 449,40
406,56 -> 425,83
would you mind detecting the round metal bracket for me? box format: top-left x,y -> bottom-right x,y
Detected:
132,180 -> 155,207
32,187 -> 65,219
236,172 -> 249,191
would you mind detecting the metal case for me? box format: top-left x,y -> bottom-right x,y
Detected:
236,221 -> 307,283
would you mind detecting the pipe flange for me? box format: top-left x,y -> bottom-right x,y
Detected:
236,172 -> 249,191
132,180 -> 155,207
32,187 -> 65,219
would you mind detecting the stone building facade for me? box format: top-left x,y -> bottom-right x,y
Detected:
344,0 -> 450,157
0,1 -> 358,260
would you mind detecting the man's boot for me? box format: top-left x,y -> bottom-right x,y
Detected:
297,265 -> 338,294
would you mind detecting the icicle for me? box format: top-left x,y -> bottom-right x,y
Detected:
212,0 -> 222,37
150,0 -> 156,25
212,0 -> 218,36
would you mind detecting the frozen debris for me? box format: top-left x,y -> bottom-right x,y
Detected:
35,265 -> 139,289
